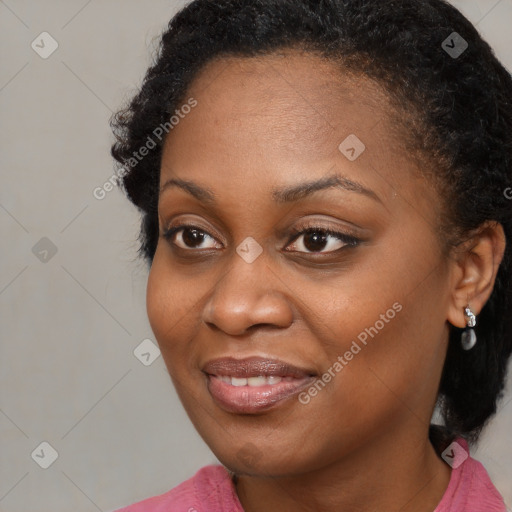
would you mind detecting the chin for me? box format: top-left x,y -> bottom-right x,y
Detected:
210,439 -> 318,478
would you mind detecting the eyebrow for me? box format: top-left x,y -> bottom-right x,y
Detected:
159,173 -> 381,205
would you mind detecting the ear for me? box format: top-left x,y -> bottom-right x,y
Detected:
447,221 -> 506,328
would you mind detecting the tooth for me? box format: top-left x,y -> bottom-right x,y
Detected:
219,376 -> 231,384
248,376 -> 267,387
267,376 -> 282,385
231,377 -> 248,386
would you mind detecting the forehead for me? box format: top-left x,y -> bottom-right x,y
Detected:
172,50 -> 396,161
160,49 -> 438,218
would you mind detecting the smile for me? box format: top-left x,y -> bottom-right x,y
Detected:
203,356 -> 316,414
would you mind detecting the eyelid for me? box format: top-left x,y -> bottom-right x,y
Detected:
161,214 -> 362,239
289,218 -> 359,237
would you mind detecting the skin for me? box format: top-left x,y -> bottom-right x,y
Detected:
146,49 -> 506,512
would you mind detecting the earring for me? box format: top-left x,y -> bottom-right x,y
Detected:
461,305 -> 477,350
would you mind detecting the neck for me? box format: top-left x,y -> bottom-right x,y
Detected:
234,427 -> 452,512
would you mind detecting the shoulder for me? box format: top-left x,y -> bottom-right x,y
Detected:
112,464 -> 241,512
435,439 -> 508,512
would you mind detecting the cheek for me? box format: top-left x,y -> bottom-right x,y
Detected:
146,248 -> 197,363
309,236 -> 449,408
146,255 -> 172,346
285,296 -> 447,470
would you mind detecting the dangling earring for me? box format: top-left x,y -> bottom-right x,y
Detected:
461,305 -> 477,350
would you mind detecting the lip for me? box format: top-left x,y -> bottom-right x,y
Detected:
203,356 -> 317,414
203,356 -> 315,379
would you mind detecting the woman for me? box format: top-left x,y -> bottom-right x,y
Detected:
110,0 -> 512,510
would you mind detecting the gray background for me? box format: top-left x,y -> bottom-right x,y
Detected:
1,1 -> 511,510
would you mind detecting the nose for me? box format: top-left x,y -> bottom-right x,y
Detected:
201,247 -> 294,336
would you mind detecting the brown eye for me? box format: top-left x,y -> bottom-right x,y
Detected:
163,225 -> 221,250
286,228 -> 359,254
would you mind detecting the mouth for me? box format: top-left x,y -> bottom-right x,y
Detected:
202,356 -> 317,414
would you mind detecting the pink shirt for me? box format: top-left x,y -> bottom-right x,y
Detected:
114,441 -> 507,512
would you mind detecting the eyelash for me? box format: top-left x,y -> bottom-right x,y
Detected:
162,222 -> 360,254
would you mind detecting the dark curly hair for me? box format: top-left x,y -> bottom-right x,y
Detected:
111,0 -> 512,450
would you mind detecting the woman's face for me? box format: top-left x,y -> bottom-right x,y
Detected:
147,50 -> 455,475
